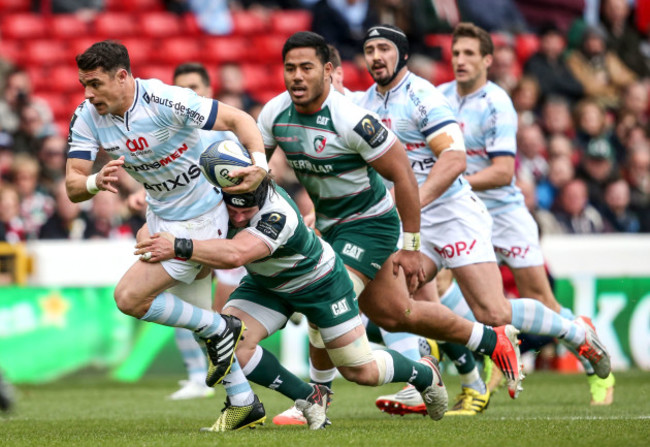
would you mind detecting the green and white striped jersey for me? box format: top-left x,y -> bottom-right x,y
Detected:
258,88 -> 397,233
228,186 -> 340,294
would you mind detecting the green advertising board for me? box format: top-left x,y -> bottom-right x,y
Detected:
555,276 -> 650,370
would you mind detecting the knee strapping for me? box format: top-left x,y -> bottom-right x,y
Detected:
308,326 -> 326,349
348,270 -> 366,299
327,335 -> 374,369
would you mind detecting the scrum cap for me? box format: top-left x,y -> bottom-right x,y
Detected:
222,177 -> 271,209
363,24 -> 409,86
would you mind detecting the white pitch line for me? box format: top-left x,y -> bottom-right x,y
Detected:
496,415 -> 650,421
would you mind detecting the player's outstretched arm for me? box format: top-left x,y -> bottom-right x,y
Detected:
135,231 -> 270,269
65,156 -> 125,203
370,140 -> 424,293
212,102 -> 267,194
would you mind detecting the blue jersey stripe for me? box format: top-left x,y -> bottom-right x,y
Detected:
422,119 -> 457,137
202,100 -> 219,130
68,150 -> 92,160
488,151 -> 515,158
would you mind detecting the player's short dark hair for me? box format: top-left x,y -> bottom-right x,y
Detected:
327,44 -> 342,69
173,62 -> 211,86
282,31 -> 330,65
452,22 -> 494,56
76,40 -> 131,74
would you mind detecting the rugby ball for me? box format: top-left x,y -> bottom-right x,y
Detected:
199,139 -> 252,188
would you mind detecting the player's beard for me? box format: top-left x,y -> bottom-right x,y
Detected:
291,75 -> 327,109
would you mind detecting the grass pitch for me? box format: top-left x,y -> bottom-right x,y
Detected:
2,370 -> 649,447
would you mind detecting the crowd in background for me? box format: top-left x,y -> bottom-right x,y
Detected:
0,0 -> 649,246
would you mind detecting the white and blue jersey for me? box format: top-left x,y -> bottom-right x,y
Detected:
356,71 -> 470,205
68,78 -> 223,221
439,80 -> 524,215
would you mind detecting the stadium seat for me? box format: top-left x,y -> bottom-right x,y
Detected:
340,61 -> 361,91
515,34 -> 540,64
48,14 -> 90,40
0,13 -> 47,40
26,66 -> 51,93
432,61 -> 455,85
154,38 -> 201,65
0,40 -> 22,66
231,10 -> 270,35
105,0 -> 163,12
240,64 -> 270,93
250,35 -> 286,64
136,64 -> 174,84
114,38 -> 153,66
0,0 -> 30,13
269,9 -> 312,36
201,36 -> 250,64
138,12 -> 182,38
94,13 -> 138,39
49,66 -> 84,93
23,40 -> 70,67
37,92 -> 73,120
68,37 -> 100,60
266,64 -> 286,94
180,13 -> 202,37
424,34 -> 453,62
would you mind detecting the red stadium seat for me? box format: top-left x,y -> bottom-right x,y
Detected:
424,34 -> 453,62
340,61 -> 361,91
0,13 -> 47,40
250,35 -> 286,64
270,9 -> 312,36
94,13 -> 138,39
26,66 -> 51,93
240,64 -> 270,93
0,40 -> 22,66
136,64 -> 174,84
432,61 -> 455,85
105,0 -> 163,12
231,10 -> 270,35
201,36 -> 250,64
23,40 -> 70,67
37,92 -> 73,121
138,12 -> 182,38
154,38 -> 201,65
515,34 -> 540,64
0,0 -> 30,13
49,14 -> 89,40
118,38 -> 154,66
49,66 -> 84,93
68,37 -> 101,60
266,63 -> 286,94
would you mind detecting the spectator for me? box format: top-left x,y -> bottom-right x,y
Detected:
620,81 -> 649,126
576,137 -> 618,209
511,75 -> 541,125
625,147 -> 650,231
516,122 -> 549,183
517,177 -> 564,235
38,180 -> 86,240
37,135 -> 68,193
600,176 -> 640,232
540,95 -> 575,138
412,0 -> 461,35
82,191 -> 134,240
537,155 -> 576,210
373,0 -> 426,55
0,185 -> 26,243
573,97 -> 610,154
524,23 -> 584,104
457,0 -> 527,33
0,132 -> 14,184
610,110 -> 642,163
489,41 -> 521,95
600,0 -> 650,77
566,24 -> 636,109
47,0 -> 104,22
515,0 -> 584,33
12,102 -> 58,156
11,154 -> 55,239
552,178 -> 604,234
187,0 -> 233,35
310,0 -> 379,62
548,134 -> 580,166
0,67 -> 54,134
216,64 -> 256,113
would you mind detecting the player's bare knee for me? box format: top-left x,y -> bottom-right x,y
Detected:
338,364 -> 378,386
474,306 -> 509,327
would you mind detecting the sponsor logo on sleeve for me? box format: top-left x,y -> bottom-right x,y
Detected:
256,212 -> 286,240
353,114 -> 389,148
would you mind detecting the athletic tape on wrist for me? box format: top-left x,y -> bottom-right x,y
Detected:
402,232 -> 421,251
86,174 -> 99,194
174,238 -> 193,260
251,152 -> 269,172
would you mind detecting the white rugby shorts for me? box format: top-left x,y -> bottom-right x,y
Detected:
421,191 -> 496,270
491,206 -> 544,268
146,201 -> 228,284
215,266 -> 247,286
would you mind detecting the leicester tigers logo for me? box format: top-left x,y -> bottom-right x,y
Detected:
313,135 -> 327,153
